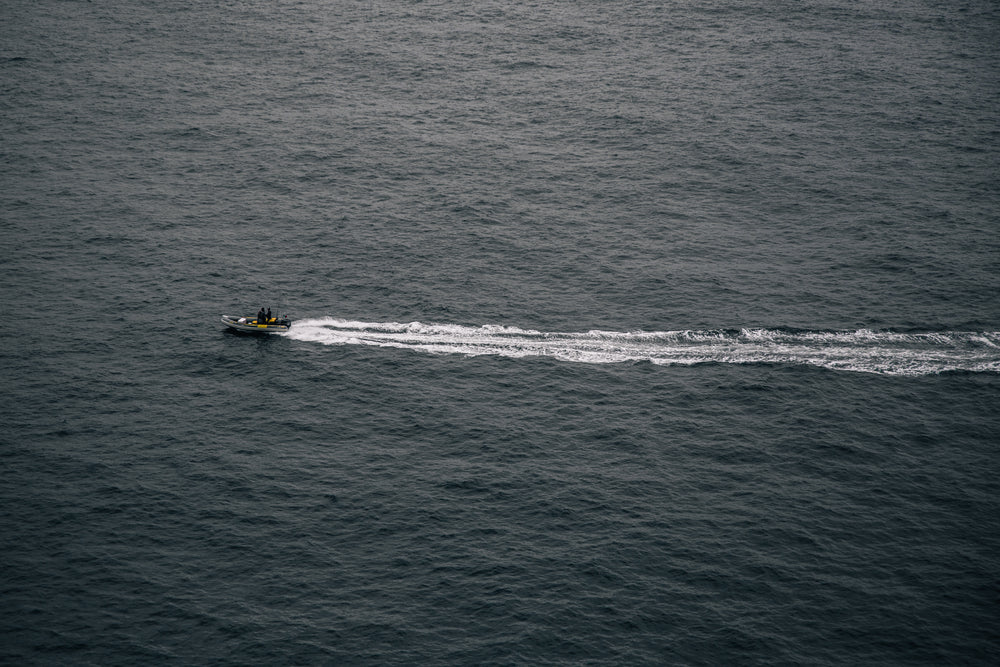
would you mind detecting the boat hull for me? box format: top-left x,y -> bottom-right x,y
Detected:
221,315 -> 291,333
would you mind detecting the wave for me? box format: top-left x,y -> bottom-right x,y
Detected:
282,318 -> 1000,376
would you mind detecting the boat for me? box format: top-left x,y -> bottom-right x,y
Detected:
221,314 -> 292,333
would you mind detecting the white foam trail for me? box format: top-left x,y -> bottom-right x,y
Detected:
282,318 -> 1000,376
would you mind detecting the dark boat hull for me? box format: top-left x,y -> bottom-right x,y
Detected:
221,315 -> 291,333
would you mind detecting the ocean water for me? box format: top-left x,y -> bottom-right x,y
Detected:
2,0 -> 999,664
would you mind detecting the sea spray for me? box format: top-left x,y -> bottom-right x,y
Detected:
283,319 -> 1000,376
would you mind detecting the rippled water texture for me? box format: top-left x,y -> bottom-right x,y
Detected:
2,0 -> 999,664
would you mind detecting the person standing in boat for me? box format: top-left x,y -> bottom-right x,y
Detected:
257,307 -> 266,324
266,307 -> 272,323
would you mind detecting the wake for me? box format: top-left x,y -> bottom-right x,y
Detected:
283,318 -> 1000,377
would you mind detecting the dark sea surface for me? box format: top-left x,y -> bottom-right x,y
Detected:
2,0 -> 999,664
